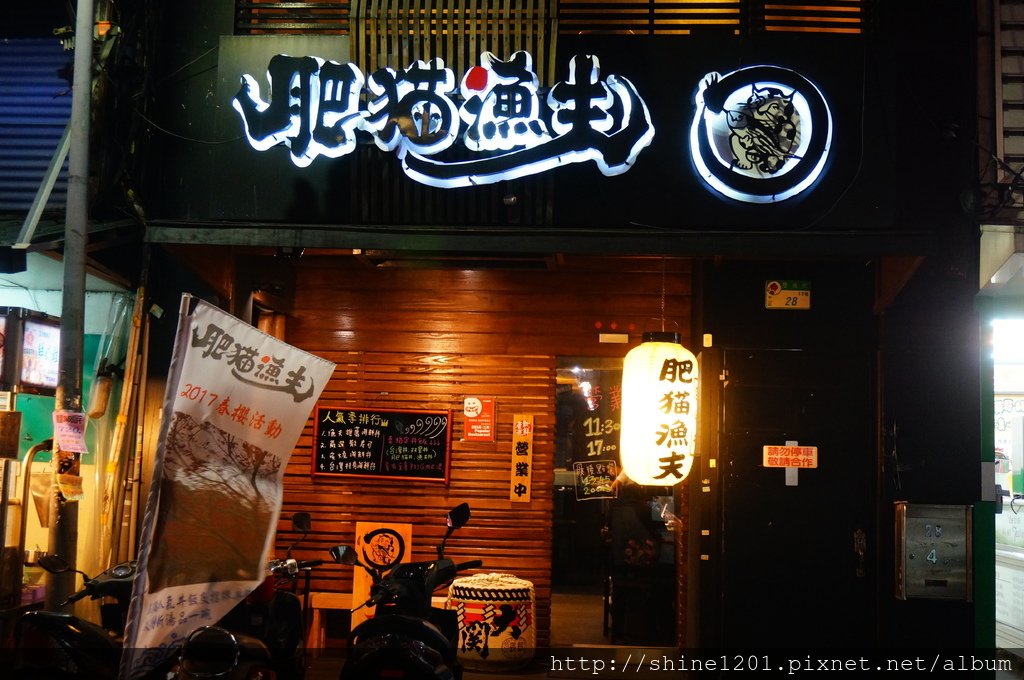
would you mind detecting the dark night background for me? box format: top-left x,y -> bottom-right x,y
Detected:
3,2 -> 70,38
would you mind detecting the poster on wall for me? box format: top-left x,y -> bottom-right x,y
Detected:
121,295 -> 335,679
463,396 -> 495,442
21,318 -> 60,391
52,410 -> 88,454
312,406 -> 452,482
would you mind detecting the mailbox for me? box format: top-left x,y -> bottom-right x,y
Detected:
895,502 -> 972,601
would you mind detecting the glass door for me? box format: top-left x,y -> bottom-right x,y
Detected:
994,318 -> 1024,650
551,357 -> 676,646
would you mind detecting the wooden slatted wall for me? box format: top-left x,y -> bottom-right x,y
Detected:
237,0 -> 558,84
350,0 -> 557,85
234,0 -> 864,40
275,253 -> 693,647
753,0 -> 864,34
558,0 -> 743,35
343,0 -> 559,226
348,148 -> 554,226
557,0 -> 863,35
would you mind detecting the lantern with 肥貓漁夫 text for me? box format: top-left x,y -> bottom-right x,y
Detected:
619,331 -> 698,486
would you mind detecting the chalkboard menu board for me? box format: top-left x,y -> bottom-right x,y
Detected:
312,406 -> 452,482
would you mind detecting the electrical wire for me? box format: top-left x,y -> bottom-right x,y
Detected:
133,108 -> 243,145
971,144 -> 1024,219
159,45 -> 218,84
0,278 -> 43,309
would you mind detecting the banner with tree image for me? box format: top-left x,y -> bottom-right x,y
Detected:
121,295 -> 335,678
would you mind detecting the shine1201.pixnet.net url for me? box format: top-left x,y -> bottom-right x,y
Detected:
548,653 -> 1015,675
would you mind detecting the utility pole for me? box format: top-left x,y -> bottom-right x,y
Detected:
46,0 -> 93,609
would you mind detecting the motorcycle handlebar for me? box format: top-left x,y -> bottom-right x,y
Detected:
364,582 -> 394,608
61,587 -> 92,607
269,557 -> 326,577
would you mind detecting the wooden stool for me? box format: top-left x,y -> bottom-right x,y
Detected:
306,592 -> 352,656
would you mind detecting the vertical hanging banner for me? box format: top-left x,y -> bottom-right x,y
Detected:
509,414 -> 534,503
121,296 -> 335,678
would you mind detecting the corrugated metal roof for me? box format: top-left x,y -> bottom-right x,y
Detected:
0,38 -> 72,214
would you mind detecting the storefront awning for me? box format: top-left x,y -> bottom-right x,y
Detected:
143,220 -> 936,259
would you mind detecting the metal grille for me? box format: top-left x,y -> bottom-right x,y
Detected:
236,1 -> 351,34
0,39 -> 72,214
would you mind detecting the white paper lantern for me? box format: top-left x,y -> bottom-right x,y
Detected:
619,331 -> 698,486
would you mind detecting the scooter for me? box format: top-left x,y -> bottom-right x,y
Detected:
334,502 -> 482,680
12,555 -> 143,679
13,512 -> 321,680
174,511 -> 324,680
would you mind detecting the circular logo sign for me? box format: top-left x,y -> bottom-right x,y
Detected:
359,528 -> 406,570
689,65 -> 832,204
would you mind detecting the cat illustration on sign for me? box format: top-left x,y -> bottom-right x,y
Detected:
726,84 -> 800,174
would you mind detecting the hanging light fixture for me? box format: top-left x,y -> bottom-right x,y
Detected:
618,261 -> 699,486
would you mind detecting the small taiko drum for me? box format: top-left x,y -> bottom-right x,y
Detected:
447,572 -> 536,670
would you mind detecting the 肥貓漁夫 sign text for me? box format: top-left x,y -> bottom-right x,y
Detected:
232,50 -> 654,188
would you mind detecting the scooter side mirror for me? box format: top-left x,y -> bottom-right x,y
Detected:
37,554 -> 71,574
286,512 -> 312,558
37,554 -> 93,583
292,512 -> 312,534
438,503 -> 471,559
446,503 -> 471,530
330,545 -> 360,566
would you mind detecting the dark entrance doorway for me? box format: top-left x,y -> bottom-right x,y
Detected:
551,357 -> 677,647
716,347 -> 877,647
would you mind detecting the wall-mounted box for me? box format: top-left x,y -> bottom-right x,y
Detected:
895,502 -> 972,601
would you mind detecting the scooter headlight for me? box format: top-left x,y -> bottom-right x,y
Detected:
178,626 -> 241,678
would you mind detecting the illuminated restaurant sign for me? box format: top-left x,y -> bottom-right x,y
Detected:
233,50 -> 654,188
689,65 -> 832,204
233,50 -> 830,201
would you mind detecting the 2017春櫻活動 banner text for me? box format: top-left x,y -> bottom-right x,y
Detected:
119,296 -> 336,679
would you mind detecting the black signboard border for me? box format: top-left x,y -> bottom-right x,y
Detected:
311,405 -> 453,484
